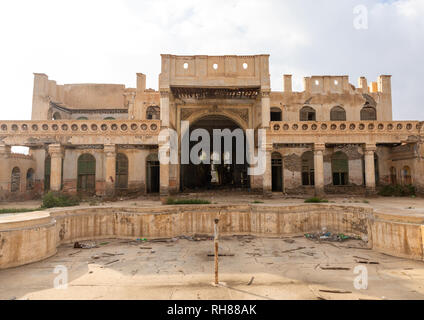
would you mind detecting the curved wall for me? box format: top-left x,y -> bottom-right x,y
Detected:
0,204 -> 423,269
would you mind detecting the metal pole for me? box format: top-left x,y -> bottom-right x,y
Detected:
214,218 -> 219,285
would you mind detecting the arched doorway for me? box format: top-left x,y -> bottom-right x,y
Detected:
115,153 -> 128,192
271,152 -> 283,192
301,151 -> 314,186
44,155 -> 51,191
11,167 -> 20,192
77,154 -> 96,195
332,151 -> 348,186
146,153 -> 159,193
180,115 -> 249,191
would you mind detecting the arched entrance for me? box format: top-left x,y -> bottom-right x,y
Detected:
271,152 -> 283,192
180,114 -> 249,191
146,153 -> 159,193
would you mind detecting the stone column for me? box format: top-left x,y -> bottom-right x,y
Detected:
160,90 -> 170,128
159,138 -> 169,200
313,143 -> 325,197
48,144 -> 64,192
262,142 -> 273,196
364,143 -> 377,194
0,144 -> 11,193
261,90 -> 271,128
104,144 -> 116,197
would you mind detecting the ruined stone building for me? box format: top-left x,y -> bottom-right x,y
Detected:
0,54 -> 423,201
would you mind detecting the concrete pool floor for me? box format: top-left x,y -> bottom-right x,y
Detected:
1,235 -> 424,300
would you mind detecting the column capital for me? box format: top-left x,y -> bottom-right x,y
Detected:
313,143 -> 326,152
48,144 -> 64,158
260,90 -> 271,98
364,143 -> 377,153
104,144 -> 117,157
160,90 -> 170,97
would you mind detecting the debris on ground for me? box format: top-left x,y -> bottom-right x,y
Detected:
304,231 -> 359,242
74,241 -> 98,249
149,238 -> 178,243
319,289 -> 352,294
283,239 -> 295,244
140,246 -> 153,250
69,250 -> 82,256
247,277 -> 255,286
355,260 -> 379,265
281,247 -> 306,254
207,253 -> 235,257
320,266 -> 351,271
103,259 -> 120,266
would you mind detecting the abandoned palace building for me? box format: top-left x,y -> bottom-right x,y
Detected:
0,54 -> 423,201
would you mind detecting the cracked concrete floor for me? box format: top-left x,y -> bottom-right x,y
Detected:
1,236 -> 424,300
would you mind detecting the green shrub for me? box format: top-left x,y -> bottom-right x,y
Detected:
42,192 -> 80,208
304,197 -> 329,203
166,198 -> 211,205
378,185 -> 416,197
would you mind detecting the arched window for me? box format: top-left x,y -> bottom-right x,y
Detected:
360,106 -> 376,120
11,167 -> 20,192
330,106 -> 346,121
271,152 -> 283,192
52,112 -> 61,120
301,151 -> 314,186
402,166 -> 412,185
26,168 -> 35,190
104,117 -> 115,120
115,153 -> 128,190
146,106 -> 160,120
77,154 -> 96,194
390,167 -> 397,185
300,106 -> 316,121
146,153 -> 159,193
270,107 -> 282,121
332,151 -> 348,186
77,116 -> 88,120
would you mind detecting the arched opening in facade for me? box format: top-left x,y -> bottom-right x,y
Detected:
115,153 -> 129,191
180,115 -> 249,191
52,112 -> 61,120
44,155 -> 51,191
26,168 -> 35,190
77,116 -> 88,120
390,167 -> 397,185
330,106 -> 346,121
146,106 -> 160,120
271,152 -> 283,192
360,106 -> 377,120
402,166 -> 412,185
104,117 -> 115,120
300,106 -> 316,121
77,154 -> 96,195
270,107 -> 282,121
11,167 -> 20,192
301,151 -> 314,186
146,153 -> 159,193
332,151 -> 348,186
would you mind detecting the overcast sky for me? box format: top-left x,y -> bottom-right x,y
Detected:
0,0 -> 422,121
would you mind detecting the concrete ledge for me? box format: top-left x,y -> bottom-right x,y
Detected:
1,204 -> 423,269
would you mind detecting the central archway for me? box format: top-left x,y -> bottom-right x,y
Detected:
180,114 -> 250,191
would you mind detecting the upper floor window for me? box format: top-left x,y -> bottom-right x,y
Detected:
330,106 -> 346,121
52,112 -> 61,120
270,107 -> 282,121
360,106 -> 376,121
146,106 -> 160,120
300,106 -> 316,121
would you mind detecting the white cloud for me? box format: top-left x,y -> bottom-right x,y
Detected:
0,0 -> 422,120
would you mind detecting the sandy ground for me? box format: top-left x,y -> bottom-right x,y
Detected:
1,236 -> 424,300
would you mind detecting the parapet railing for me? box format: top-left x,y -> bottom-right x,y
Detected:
268,121 -> 423,135
0,120 -> 161,136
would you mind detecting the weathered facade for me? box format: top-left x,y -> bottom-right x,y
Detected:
0,54 -> 423,200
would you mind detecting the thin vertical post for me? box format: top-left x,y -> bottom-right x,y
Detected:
214,218 -> 219,285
